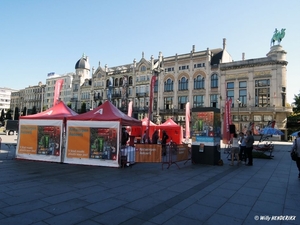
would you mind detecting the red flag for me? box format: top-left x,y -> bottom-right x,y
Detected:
185,102 -> 190,141
127,101 -> 133,117
53,79 -> 64,105
222,98 -> 232,144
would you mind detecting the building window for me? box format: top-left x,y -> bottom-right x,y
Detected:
128,76 -> 133,85
210,94 -> 218,108
165,67 -> 174,72
164,97 -> 173,110
178,77 -> 188,90
194,63 -> 202,68
255,79 -> 270,107
239,81 -> 247,88
154,80 -> 158,93
211,74 -> 218,88
141,65 -> 146,72
164,79 -> 173,92
193,95 -> 204,107
178,96 -> 188,109
239,89 -> 247,106
194,75 -> 205,89
179,65 -> 189,70
227,82 -> 234,89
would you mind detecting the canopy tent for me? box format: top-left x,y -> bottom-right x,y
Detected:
64,100 -> 142,167
158,118 -> 183,144
67,100 -> 141,126
16,101 -> 78,163
20,101 -> 78,120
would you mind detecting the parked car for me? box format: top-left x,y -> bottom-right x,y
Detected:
3,120 -> 19,135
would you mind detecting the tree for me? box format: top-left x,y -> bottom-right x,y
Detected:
293,93 -> 300,113
32,106 -> 37,115
67,102 -> 72,109
80,102 -> 87,114
14,107 -> 20,120
6,109 -> 12,120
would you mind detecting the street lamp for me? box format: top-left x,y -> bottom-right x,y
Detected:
236,99 -> 241,131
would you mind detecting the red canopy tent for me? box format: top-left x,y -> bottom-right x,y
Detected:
158,118 -> 183,144
67,100 -> 141,126
20,101 -> 78,120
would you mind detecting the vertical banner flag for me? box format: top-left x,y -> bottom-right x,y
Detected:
127,101 -> 133,117
222,98 -> 232,144
53,79 -> 64,106
147,75 -> 157,137
185,102 -> 190,141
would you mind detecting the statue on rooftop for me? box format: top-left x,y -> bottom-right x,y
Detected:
271,28 -> 286,47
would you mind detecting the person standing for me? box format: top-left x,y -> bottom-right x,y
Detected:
239,132 -> 247,164
152,130 -> 159,144
292,132 -> 300,178
245,130 -> 254,166
230,133 -> 240,166
161,130 -> 169,156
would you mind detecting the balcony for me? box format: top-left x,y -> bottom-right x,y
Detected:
112,93 -> 121,98
136,93 -> 148,97
230,106 -> 293,113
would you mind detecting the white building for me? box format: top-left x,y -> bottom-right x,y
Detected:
0,87 -> 18,113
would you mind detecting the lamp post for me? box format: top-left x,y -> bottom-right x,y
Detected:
236,99 -> 241,131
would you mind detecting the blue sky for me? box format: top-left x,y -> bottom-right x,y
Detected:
1,0 -> 299,104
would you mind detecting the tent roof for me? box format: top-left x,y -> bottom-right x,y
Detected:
20,101 -> 78,120
67,100 -> 142,126
141,117 -> 157,126
159,118 -> 180,128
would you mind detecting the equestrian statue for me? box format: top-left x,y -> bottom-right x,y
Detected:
271,28 -> 286,46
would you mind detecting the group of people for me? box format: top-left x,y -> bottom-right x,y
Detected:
229,130 -> 254,166
142,129 -> 169,155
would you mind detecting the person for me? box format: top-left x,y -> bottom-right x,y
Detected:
239,132 -> 247,164
142,130 -> 150,144
230,133 -> 240,166
161,130 -> 169,156
292,132 -> 300,178
245,130 -> 254,166
121,127 -> 129,146
152,130 -> 159,144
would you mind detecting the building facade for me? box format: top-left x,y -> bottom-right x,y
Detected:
8,38 -> 292,139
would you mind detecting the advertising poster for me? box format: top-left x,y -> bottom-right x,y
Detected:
64,121 -> 120,167
16,119 -> 63,162
135,144 -> 162,162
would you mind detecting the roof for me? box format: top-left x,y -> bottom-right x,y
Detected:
67,100 -> 142,126
20,101 -> 78,120
159,118 -> 180,128
75,55 -> 90,70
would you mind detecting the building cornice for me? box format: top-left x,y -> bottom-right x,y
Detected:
220,60 -> 288,71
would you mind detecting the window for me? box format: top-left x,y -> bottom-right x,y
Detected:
194,63 -> 202,68
128,76 -> 133,85
141,65 -> 146,71
178,96 -> 188,109
165,67 -> 174,72
210,94 -> 218,108
255,79 -> 270,107
193,95 -> 204,107
239,89 -> 247,106
239,81 -> 247,88
178,77 -> 188,90
227,82 -> 234,89
179,65 -> 189,70
211,74 -> 218,88
164,79 -> 173,92
194,75 -> 205,89
164,97 -> 173,110
154,80 -> 158,93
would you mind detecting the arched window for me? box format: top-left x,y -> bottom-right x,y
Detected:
128,76 -> 133,85
211,74 -> 218,88
114,78 -> 118,87
141,65 -> 146,72
178,77 -> 188,90
119,78 -> 123,86
164,79 -> 173,92
194,75 -> 205,89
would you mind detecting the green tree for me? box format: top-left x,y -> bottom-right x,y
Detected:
14,107 -> 20,120
32,106 -> 37,114
293,93 -> 300,113
80,102 -> 87,114
6,109 -> 12,120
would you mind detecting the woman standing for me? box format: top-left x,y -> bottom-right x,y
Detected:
230,133 -> 240,166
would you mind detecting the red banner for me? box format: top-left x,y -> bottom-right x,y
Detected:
185,102 -> 190,140
222,99 -> 232,144
53,79 -> 64,105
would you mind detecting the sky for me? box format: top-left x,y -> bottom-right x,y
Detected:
1,0 -> 299,104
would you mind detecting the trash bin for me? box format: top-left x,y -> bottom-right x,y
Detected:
191,144 -> 220,165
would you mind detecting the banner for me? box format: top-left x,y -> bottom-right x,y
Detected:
185,102 -> 190,141
53,79 -> 64,105
222,99 -> 232,144
127,101 -> 133,117
147,75 -> 157,137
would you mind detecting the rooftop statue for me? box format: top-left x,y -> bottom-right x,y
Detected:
271,28 -> 286,46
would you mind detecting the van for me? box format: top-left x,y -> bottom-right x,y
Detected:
4,120 -> 19,135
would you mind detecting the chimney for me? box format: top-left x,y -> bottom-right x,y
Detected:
223,38 -> 226,50
242,52 -> 245,60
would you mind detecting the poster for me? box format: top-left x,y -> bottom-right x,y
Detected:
16,119 -> 63,162
64,121 -> 120,167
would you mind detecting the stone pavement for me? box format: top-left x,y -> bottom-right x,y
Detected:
0,134 -> 299,225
